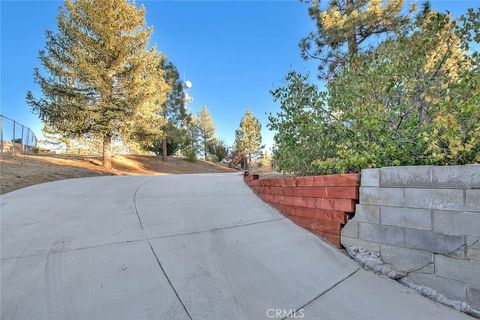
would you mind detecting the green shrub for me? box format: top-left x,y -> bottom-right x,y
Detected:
207,139 -> 228,162
184,145 -> 197,162
207,154 -> 220,163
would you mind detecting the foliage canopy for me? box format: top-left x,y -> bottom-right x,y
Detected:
270,7 -> 480,174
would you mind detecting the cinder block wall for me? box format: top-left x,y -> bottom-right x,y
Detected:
244,173 -> 359,247
341,165 -> 480,309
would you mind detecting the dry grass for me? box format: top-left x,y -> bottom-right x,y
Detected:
0,154 -> 237,194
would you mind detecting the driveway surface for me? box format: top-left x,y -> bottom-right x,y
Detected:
1,173 -> 471,319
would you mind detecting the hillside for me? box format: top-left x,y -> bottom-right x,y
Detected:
0,154 -> 237,194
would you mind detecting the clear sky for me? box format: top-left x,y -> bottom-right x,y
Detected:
1,0 -> 477,149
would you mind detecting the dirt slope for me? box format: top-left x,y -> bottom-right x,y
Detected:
0,154 -> 237,194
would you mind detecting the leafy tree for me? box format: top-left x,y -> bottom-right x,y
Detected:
235,109 -> 263,165
196,105 -> 216,160
300,0 -> 414,77
268,72 -> 337,174
324,9 -> 480,171
269,8 -> 480,174
420,9 -> 480,164
27,0 -> 167,169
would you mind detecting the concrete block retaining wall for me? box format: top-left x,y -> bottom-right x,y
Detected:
342,165 -> 480,309
244,173 -> 360,247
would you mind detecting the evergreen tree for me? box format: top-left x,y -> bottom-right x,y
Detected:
26,0 -> 167,169
157,57 -> 188,161
235,109 -> 262,165
196,105 -> 216,160
300,0 -> 415,77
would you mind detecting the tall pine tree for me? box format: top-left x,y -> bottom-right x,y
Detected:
235,109 -> 262,165
196,105 -> 216,160
27,0 -> 167,169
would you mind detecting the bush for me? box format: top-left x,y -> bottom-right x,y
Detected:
207,139 -> 228,162
207,154 -> 220,163
31,146 -> 40,154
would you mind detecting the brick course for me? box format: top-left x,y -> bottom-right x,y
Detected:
244,173 -> 359,247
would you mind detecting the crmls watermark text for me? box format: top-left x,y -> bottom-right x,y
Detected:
266,308 -> 305,318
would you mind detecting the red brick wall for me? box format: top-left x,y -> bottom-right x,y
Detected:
244,173 -> 360,247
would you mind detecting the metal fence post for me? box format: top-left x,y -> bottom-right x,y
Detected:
25,129 -> 30,154
12,120 -> 16,156
21,125 -> 25,154
0,116 -> 3,157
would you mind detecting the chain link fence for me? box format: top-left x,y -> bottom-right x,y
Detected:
0,115 -> 38,157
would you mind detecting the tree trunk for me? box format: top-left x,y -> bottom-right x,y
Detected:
204,136 -> 207,160
345,0 -> 358,57
162,108 -> 168,161
162,136 -> 167,161
418,99 -> 425,128
102,134 -> 112,170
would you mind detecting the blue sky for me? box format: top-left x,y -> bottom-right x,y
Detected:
0,0 -> 477,149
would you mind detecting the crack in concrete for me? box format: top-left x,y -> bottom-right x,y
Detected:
1,239 -> 146,262
133,179 -> 193,320
132,178 -> 154,231
281,268 -> 361,320
1,218 -> 286,262
149,217 -> 286,240
147,241 -> 194,320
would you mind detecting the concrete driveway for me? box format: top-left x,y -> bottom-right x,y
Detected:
1,173 -> 471,319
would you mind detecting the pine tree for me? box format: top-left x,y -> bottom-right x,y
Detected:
158,57 -> 188,161
26,0 -> 167,169
196,105 -> 216,160
300,0 -> 415,77
235,109 -> 262,165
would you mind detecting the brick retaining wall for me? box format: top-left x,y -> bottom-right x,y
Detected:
244,173 -> 359,247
